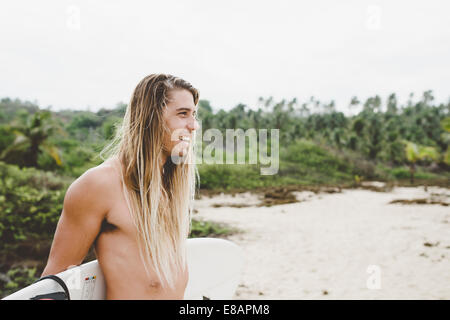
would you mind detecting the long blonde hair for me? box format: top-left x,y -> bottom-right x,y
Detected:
99,74 -> 200,289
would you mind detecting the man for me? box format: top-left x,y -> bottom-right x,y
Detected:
41,74 -> 200,299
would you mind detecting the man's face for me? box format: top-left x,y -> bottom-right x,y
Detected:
162,89 -> 199,160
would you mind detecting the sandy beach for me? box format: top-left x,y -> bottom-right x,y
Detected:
193,183 -> 450,299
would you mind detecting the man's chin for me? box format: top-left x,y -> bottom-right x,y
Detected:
169,152 -> 189,165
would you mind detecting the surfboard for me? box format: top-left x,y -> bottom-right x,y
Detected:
2,237 -> 244,300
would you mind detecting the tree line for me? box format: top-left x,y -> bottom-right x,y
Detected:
0,90 -> 449,181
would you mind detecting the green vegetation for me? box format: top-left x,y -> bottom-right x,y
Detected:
0,91 -> 449,298
190,219 -> 237,239
0,267 -> 37,298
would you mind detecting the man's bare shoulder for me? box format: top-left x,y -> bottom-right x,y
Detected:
65,158 -> 121,213
75,164 -> 114,190
85,158 -> 120,183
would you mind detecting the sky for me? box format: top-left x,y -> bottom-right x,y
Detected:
0,0 -> 449,116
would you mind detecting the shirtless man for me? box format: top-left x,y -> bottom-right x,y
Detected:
41,74 -> 200,299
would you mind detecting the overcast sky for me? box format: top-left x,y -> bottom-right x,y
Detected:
0,0 -> 449,115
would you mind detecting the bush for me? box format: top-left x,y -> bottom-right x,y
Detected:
0,161 -> 70,247
198,163 -> 265,190
389,165 -> 439,180
281,139 -> 351,174
0,267 -> 38,298
189,219 -> 236,238
197,139 -> 373,190
389,166 -> 408,179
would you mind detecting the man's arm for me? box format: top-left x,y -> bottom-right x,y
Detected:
41,167 -> 110,277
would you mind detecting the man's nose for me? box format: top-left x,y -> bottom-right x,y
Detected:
187,118 -> 199,131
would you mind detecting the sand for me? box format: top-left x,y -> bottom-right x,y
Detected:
193,184 -> 450,299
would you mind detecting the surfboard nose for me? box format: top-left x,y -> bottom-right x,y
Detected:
184,238 -> 244,300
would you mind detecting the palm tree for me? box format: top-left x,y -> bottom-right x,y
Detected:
402,140 -> 440,184
349,96 -> 360,114
0,111 -> 63,168
440,117 -> 450,165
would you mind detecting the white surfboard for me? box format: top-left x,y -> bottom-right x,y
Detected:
2,238 -> 244,300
